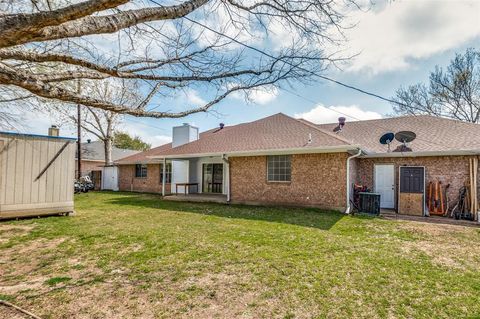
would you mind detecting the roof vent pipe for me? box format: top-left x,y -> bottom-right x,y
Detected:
333,117 -> 346,133
307,133 -> 312,144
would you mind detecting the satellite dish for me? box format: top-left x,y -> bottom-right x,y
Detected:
395,131 -> 416,143
379,132 -> 395,153
379,132 -> 395,145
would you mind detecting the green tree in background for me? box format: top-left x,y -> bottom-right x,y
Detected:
114,131 -> 151,151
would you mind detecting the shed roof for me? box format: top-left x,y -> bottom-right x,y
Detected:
0,131 -> 76,141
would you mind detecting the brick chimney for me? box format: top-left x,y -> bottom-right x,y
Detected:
48,125 -> 59,137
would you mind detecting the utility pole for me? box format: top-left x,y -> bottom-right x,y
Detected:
76,79 -> 82,179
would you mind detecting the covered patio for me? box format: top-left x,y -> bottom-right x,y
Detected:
163,193 -> 228,204
152,153 -> 230,201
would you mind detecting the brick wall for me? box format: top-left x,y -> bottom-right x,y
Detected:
75,160 -> 103,176
229,153 -> 349,210
355,156 -> 478,210
118,164 -> 170,194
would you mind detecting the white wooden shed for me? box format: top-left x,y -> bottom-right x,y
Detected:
0,131 -> 76,219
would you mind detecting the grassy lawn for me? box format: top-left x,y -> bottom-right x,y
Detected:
1,192 -> 480,318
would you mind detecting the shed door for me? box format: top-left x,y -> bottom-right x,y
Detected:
375,164 -> 395,209
102,166 -> 118,191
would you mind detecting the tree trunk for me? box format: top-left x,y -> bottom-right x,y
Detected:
104,138 -> 113,166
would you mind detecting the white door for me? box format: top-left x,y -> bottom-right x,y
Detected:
102,166 -> 119,191
375,164 -> 395,208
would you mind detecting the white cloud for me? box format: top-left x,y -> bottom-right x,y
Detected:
185,89 -> 206,106
294,104 -> 382,124
229,85 -> 279,105
121,121 -> 171,148
344,0 -> 480,73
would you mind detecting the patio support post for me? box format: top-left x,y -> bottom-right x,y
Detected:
162,158 -> 166,196
222,154 -> 230,202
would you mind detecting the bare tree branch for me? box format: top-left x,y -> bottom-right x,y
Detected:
393,48 -> 480,123
0,0 -> 209,48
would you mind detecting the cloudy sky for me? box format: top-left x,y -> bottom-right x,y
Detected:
22,0 -> 480,147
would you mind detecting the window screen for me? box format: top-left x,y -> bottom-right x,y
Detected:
135,164 -> 148,178
267,155 -> 291,182
160,163 -> 172,183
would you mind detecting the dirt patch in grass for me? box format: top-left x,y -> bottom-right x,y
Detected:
0,238 -> 72,296
10,270 -> 285,319
0,225 -> 34,244
0,303 -> 32,319
398,221 -> 480,270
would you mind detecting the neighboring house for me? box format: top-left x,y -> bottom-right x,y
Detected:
115,113 -> 480,219
77,140 -> 139,188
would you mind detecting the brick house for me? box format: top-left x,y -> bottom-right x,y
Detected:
115,113 -> 480,220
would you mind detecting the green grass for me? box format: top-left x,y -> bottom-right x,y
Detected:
0,191 -> 479,318
45,277 -> 72,286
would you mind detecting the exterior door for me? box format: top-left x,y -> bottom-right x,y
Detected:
102,166 -> 118,191
375,164 -> 395,208
202,163 -> 223,193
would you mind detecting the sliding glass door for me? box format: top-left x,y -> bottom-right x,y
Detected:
202,163 -> 223,193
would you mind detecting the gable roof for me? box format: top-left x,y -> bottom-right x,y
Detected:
78,141 -> 140,162
116,113 -> 354,164
316,115 -> 480,154
116,113 -> 480,164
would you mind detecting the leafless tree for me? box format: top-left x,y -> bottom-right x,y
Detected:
0,0 -> 360,119
393,48 -> 480,123
48,78 -> 142,165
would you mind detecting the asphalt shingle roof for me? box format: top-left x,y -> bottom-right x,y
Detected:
116,113 -> 350,164
78,141 -> 140,162
317,115 -> 480,153
116,114 -> 480,164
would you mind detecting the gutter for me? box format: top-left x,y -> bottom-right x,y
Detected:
345,149 -> 362,215
221,154 -> 231,202
362,149 -> 480,158
146,145 -> 362,160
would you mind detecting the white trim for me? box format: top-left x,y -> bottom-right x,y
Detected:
147,145 -> 361,160
222,154 -> 230,202
363,150 -> 480,158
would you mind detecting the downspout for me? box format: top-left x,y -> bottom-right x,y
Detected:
345,148 -> 362,214
222,154 -> 231,202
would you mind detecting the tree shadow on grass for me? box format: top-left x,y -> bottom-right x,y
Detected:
104,192 -> 345,231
